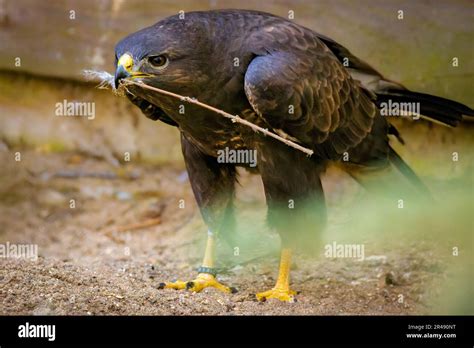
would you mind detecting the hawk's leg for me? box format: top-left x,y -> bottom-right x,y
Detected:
159,232 -> 236,293
256,248 -> 296,302
158,134 -> 237,294
252,138 -> 327,302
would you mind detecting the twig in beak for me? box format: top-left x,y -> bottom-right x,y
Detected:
83,69 -> 314,156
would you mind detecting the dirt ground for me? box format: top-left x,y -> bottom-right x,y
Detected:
0,147 -> 458,315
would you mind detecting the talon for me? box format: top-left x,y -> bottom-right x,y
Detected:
256,288 -> 296,303
158,273 -> 235,294
255,249 -> 296,302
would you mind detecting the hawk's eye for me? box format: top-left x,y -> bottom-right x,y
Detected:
148,55 -> 168,68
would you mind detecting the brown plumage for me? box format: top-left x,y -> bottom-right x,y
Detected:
114,10 -> 473,300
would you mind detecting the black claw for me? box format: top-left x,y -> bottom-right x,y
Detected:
186,281 -> 194,290
230,287 -> 238,294
158,282 -> 166,289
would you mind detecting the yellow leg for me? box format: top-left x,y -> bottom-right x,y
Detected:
256,248 -> 297,302
158,232 -> 237,294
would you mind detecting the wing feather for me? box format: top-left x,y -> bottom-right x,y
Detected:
244,24 -> 377,159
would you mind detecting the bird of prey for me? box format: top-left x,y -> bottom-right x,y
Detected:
114,10 -> 473,302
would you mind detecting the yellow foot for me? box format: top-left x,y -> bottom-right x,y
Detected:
158,273 -> 237,294
256,288 -> 297,303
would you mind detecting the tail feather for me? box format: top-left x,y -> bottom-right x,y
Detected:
388,147 -> 433,199
317,33 -> 474,127
376,89 -> 474,127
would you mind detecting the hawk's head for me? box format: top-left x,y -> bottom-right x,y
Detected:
114,15 -> 216,95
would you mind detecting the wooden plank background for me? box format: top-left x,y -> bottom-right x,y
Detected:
0,0 -> 472,164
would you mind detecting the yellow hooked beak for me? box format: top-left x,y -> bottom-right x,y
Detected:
114,53 -> 151,88
118,53 -> 134,71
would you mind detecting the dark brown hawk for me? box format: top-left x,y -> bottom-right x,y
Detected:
114,10 -> 473,302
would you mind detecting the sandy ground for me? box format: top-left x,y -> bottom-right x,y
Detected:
0,148 -> 457,315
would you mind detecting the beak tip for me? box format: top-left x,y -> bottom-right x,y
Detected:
114,64 -> 131,89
